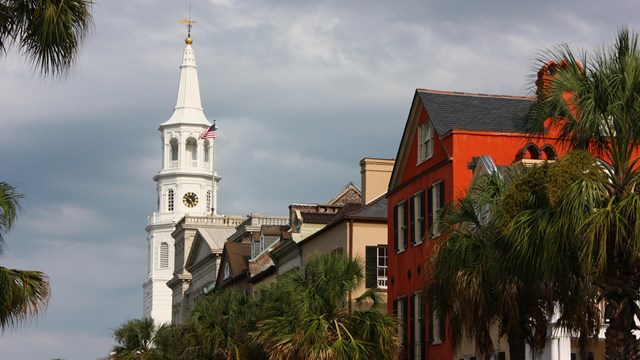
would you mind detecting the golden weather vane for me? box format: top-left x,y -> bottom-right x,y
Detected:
180,18 -> 197,38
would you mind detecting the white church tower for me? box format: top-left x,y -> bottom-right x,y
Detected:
143,24 -> 220,323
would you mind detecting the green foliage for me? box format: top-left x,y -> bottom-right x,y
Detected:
430,157 -> 602,359
112,318 -> 156,360
253,251 -> 399,360
0,0 -> 93,78
0,182 -> 50,332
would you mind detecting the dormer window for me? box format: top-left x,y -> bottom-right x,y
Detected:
418,121 -> 434,163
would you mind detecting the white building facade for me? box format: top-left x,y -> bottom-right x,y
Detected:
143,34 -> 219,324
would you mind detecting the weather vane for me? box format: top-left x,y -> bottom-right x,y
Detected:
180,1 -> 197,42
180,18 -> 197,38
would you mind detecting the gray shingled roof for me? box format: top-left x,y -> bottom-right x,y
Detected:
417,90 -> 535,136
350,197 -> 387,219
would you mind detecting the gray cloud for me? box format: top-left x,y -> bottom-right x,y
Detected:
1,0 -> 639,358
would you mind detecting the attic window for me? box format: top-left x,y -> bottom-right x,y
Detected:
418,121 -> 434,163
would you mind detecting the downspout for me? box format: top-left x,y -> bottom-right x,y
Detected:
348,219 -> 354,313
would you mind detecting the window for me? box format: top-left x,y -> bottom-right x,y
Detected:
428,181 -> 445,238
365,246 -> 388,289
206,191 -> 212,212
394,297 -> 408,353
168,189 -> 174,212
204,140 -> 210,163
394,201 -> 408,252
223,262 -> 230,280
170,138 -> 179,164
412,292 -> 425,360
418,121 -> 434,163
159,242 -> 169,268
411,191 -> 426,245
428,305 -> 444,345
186,137 -> 197,166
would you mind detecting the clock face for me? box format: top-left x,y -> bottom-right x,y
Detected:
183,192 -> 199,208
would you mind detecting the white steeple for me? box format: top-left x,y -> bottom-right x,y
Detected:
161,37 -> 209,127
144,26 -> 220,324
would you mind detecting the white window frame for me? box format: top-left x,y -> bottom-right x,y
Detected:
431,182 -> 443,238
377,246 -> 388,289
413,191 -> 425,245
397,201 -> 407,252
223,262 -> 230,280
186,137 -> 198,167
432,309 -> 443,345
159,242 -> 169,268
413,291 -> 424,360
418,121 -> 434,163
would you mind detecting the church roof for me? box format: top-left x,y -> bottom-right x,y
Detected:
161,40 -> 211,128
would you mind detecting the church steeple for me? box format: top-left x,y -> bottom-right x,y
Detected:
161,22 -> 209,127
144,22 -> 220,325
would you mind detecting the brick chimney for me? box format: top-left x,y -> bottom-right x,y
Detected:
359,158 -> 395,205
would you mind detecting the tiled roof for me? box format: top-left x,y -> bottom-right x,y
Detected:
417,90 -> 535,136
301,212 -> 338,224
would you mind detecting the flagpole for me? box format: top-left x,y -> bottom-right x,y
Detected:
211,120 -> 217,216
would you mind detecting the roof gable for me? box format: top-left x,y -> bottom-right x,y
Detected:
389,89 -> 535,191
185,227 -> 235,269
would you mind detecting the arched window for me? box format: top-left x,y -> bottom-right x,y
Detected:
525,144 -> 541,159
223,262 -> 230,280
515,143 -> 541,161
204,140 -> 210,163
541,145 -> 557,160
168,189 -> 174,212
186,137 -> 197,167
159,242 -> 169,268
170,138 -> 179,164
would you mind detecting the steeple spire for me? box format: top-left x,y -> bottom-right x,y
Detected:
161,18 -> 209,127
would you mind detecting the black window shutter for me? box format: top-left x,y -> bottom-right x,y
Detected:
393,298 -> 398,316
439,181 -> 445,209
420,191 -> 426,240
427,303 -> 434,343
419,296 -> 426,359
427,186 -> 433,239
393,205 -> 399,252
365,246 -> 377,288
402,201 -> 409,249
402,297 -> 408,351
439,311 -> 446,341
409,295 -> 415,359
410,196 -> 416,245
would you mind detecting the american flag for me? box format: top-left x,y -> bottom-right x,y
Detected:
198,123 -> 217,140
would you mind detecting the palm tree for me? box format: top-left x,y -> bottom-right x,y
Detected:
149,322 -> 191,360
183,289 -> 263,360
0,182 -> 50,331
429,154 -> 600,360
253,251 -> 399,360
529,28 -> 640,358
112,318 -> 157,360
0,0 -> 93,78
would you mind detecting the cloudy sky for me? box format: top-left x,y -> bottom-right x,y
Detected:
1,0 -> 639,358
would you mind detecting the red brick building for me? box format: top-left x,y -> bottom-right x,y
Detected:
386,89 -> 566,359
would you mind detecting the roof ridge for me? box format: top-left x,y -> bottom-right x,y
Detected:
416,88 -> 535,101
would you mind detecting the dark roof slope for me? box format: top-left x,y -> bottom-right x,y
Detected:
417,90 -> 534,136
350,197 -> 387,219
